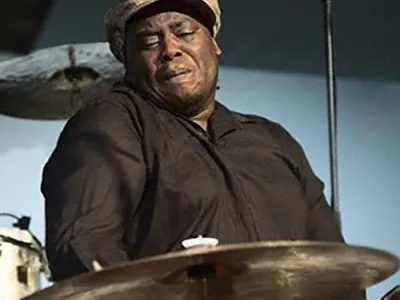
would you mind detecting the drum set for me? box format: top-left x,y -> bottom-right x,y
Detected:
0,39 -> 399,300
0,4 -> 399,299
0,219 -> 398,300
0,214 -> 51,300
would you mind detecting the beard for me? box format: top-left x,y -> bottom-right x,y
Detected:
161,88 -> 212,118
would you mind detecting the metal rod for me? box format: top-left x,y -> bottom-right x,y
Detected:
322,0 -> 341,230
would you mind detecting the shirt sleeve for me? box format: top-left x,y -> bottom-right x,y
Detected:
295,149 -> 343,242
269,122 -> 366,300
41,98 -> 146,282
287,134 -> 367,300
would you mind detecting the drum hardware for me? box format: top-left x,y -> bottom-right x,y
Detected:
22,240 -> 400,300
0,213 -> 51,277
0,213 -> 51,300
322,0 -> 341,229
381,285 -> 400,300
181,235 -> 220,249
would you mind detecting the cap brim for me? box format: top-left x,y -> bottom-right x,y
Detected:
126,0 -> 217,35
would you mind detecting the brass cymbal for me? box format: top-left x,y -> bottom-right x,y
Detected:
0,43 -> 124,120
24,241 -> 399,300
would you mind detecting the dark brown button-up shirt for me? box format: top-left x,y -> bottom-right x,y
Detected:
42,82 -> 364,299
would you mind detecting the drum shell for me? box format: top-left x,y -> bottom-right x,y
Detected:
0,227 -> 42,300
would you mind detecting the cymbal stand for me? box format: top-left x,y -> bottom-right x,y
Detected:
322,0 -> 341,230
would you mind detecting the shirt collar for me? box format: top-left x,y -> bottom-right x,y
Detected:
112,82 -> 244,140
209,102 -> 243,140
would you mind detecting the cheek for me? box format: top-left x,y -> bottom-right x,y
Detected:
129,55 -> 159,85
202,53 -> 218,79
140,54 -> 158,77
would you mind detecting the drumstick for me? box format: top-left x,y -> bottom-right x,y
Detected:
92,260 -> 104,272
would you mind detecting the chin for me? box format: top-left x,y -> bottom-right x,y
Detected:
165,85 -> 200,101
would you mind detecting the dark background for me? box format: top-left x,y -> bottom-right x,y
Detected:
31,0 -> 399,82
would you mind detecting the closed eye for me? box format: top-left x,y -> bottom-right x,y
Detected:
177,32 -> 194,37
142,39 -> 160,48
136,32 -> 161,49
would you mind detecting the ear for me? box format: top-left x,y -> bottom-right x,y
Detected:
213,39 -> 222,55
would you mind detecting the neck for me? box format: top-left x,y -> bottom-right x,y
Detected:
191,100 -> 215,131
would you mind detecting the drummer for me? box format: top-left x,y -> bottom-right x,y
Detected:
41,1 -> 365,298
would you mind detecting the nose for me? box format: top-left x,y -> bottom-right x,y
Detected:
161,35 -> 182,62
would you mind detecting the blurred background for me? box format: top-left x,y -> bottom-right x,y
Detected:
0,0 -> 399,299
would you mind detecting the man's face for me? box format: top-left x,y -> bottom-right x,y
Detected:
125,4 -> 221,117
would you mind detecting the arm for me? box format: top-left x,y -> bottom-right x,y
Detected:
294,139 -> 367,300
267,121 -> 366,299
296,150 -> 343,242
41,98 -> 146,281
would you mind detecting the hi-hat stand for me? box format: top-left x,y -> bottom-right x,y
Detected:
322,0 -> 341,230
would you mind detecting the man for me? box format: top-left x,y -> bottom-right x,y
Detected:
42,0 -> 365,298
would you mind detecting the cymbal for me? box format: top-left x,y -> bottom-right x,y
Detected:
0,43 -> 124,120
23,241 -> 399,300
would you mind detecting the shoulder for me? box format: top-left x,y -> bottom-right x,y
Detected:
71,87 -> 137,124
233,111 -> 300,145
69,81 -> 148,130
58,86 -> 144,146
230,110 -> 307,161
